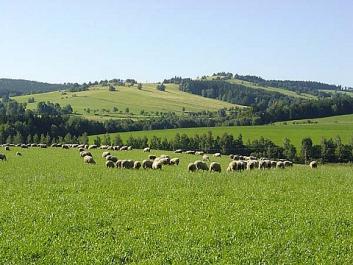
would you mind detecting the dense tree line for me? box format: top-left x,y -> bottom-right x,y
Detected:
94,132 -> 353,163
179,80 -> 353,122
233,74 -> 340,96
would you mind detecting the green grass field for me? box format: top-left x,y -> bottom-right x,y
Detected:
91,114 -> 353,149
12,84 -> 239,120
1,147 -> 353,263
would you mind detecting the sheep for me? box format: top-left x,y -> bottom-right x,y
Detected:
213,152 -> 221,157
78,148 -> 85,152
158,157 -> 170,165
142,159 -> 153,169
62,145 -> 69,149
39,144 -> 47,148
202,154 -> 210,161
259,160 -> 268,169
276,161 -> 285,169
170,158 -> 180,165
284,161 -> 293,167
16,152 -> 22,156
185,150 -> 195,155
80,151 -> 92,157
209,162 -> 221,173
152,160 -> 162,170
127,146 -> 132,150
309,161 -> 318,169
120,146 -> 128,151
21,144 -> 28,149
148,155 -> 157,160
84,155 -> 96,164
270,161 -> 277,168
174,149 -> 183,154
133,161 -> 141,169
188,163 -> 197,172
143,147 -> 151,152
232,155 -> 239,160
247,160 -> 256,170
122,160 -> 134,169
106,160 -> 115,168
0,154 -> 7,161
31,144 -> 37,147
227,161 -> 238,172
195,151 -> 204,155
106,155 -> 118,162
238,161 -> 247,171
102,151 -> 111,158
116,160 -> 122,168
194,160 -> 208,171
160,154 -> 170,159
229,154 -> 234,160
5,146 -> 10,151
88,145 -> 97,149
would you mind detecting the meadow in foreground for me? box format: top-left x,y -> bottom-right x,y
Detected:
1,148 -> 353,264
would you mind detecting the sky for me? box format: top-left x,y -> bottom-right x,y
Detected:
0,0 -> 352,86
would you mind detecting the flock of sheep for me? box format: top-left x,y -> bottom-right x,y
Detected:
0,143 -> 318,171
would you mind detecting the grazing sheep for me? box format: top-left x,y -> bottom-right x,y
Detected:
284,161 -> 293,167
5,146 -> 10,151
31,144 -> 37,147
106,155 -> 118,162
106,160 -> 115,168
80,151 -> 92,157
227,161 -> 238,172
143,147 -> 151,152
149,155 -> 157,160
170,158 -> 180,165
77,144 -> 84,148
174,149 -> 183,154
152,160 -> 162,170
309,161 -> 318,169
158,157 -> 171,165
209,162 -> 221,173
116,160 -> 122,168
229,154 -> 234,160
127,146 -> 132,151
247,160 -> 256,170
62,145 -> 69,149
185,150 -> 195,155
133,161 -> 141,169
259,160 -> 268,169
84,155 -> 96,164
0,154 -> 7,161
188,163 -> 197,172
39,144 -> 47,148
160,154 -> 170,159
122,160 -> 134,169
120,146 -> 128,151
78,148 -> 85,152
16,152 -> 22,156
142,159 -> 153,169
194,160 -> 208,171
202,154 -> 210,161
270,161 -> 277,168
113,146 -> 119,151
102,151 -> 111,158
276,161 -> 285,169
21,144 -> 28,149
88,145 -> 97,149
195,151 -> 204,155
213,152 -> 221,157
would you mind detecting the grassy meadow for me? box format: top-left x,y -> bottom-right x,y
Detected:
1,147 -> 353,263
91,114 -> 353,149
12,83 -> 238,120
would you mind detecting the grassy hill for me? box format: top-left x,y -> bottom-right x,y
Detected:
90,114 -> 353,149
13,83 -> 240,120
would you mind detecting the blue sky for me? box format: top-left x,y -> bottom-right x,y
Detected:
0,0 -> 352,86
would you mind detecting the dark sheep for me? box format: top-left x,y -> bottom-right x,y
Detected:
16,152 -> 22,156
106,155 -> 118,162
142,160 -> 153,169
122,160 -> 134,169
170,158 -> 180,165
276,161 -> 285,169
5,146 -> 10,151
102,151 -> 111,158
188,163 -> 197,172
209,162 -> 221,173
194,160 -> 208,171
133,161 -> 142,169
310,161 -> 318,169
0,154 -> 7,161
116,160 -> 122,168
106,160 -> 115,168
80,151 -> 92,157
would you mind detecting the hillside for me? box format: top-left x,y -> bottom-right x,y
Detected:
13,83 -> 240,120
90,114 -> 353,149
0,78 -> 68,97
